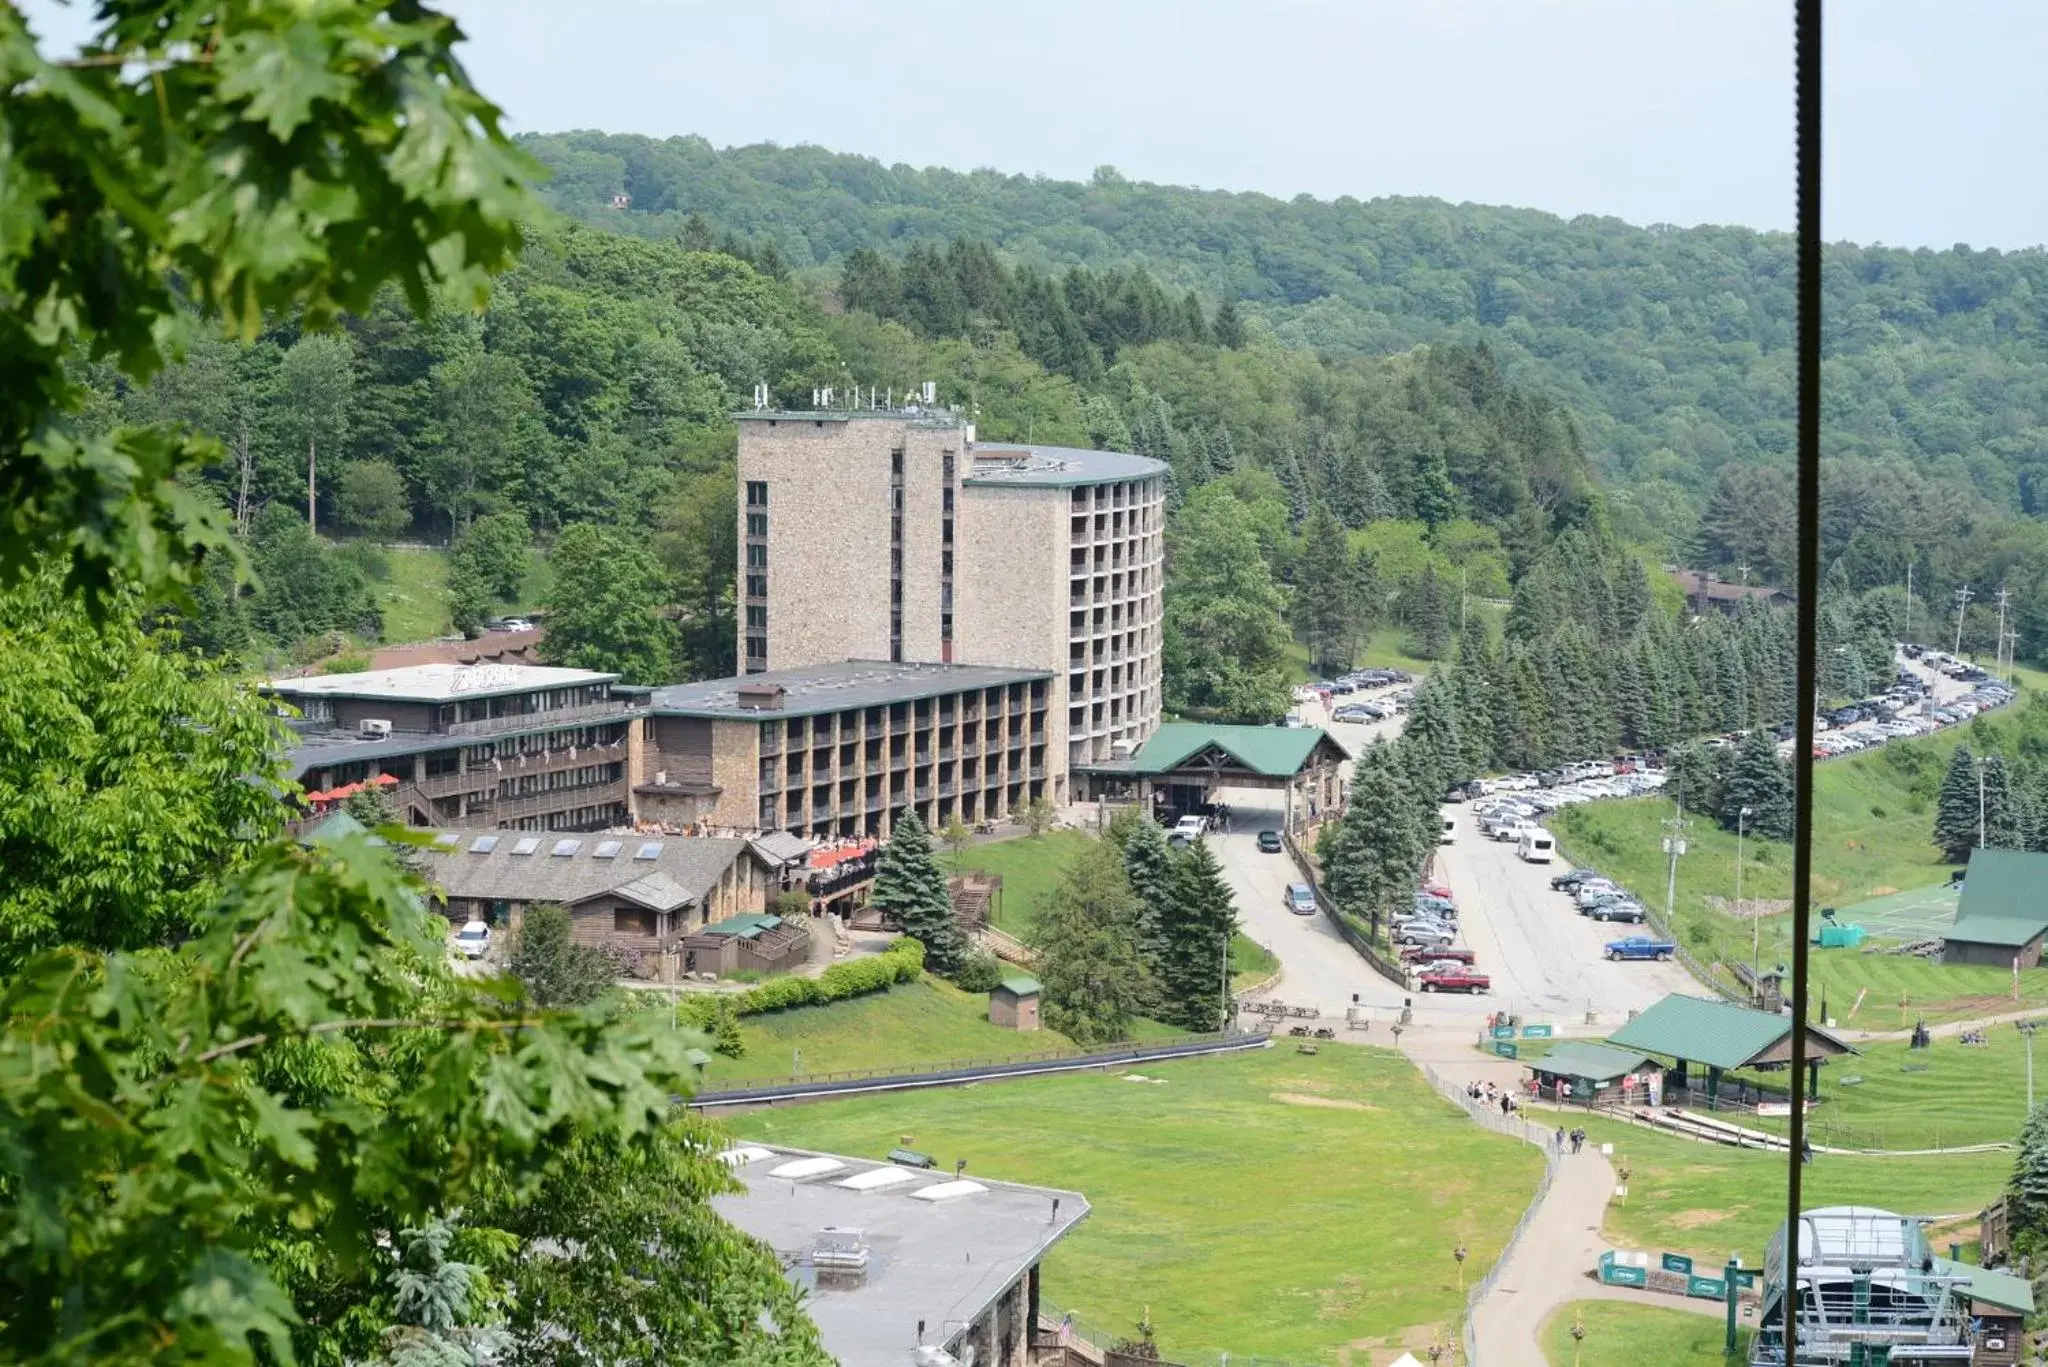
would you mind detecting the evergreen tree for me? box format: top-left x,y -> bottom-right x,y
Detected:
1934,745 -> 1982,862
1322,744 -> 1430,935
1666,742 -> 1727,820
2005,1103 -> 2048,1259
507,902 -> 622,1008
1981,754 -> 2030,851
1122,816 -> 1177,977
870,811 -> 965,972
379,1218 -> 502,1367
1028,842 -> 1150,1045
1292,503 -> 1354,675
1211,298 -> 1246,349
1159,838 -> 1239,1032
1410,564 -> 1452,660
538,522 -> 676,684
1720,729 -> 1794,840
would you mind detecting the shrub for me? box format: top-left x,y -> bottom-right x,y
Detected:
951,949 -> 1004,993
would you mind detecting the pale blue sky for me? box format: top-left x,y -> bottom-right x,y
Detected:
25,1 -> 2048,248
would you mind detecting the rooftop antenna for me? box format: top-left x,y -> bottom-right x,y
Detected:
923,380 -> 937,405
752,382 -> 769,411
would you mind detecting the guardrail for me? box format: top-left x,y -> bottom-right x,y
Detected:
1280,831 -> 1409,988
687,1028 -> 1272,1109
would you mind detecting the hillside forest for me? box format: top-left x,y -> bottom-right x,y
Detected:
75,136 -> 2039,752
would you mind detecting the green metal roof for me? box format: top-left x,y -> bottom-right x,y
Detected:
1526,1043 -> 1656,1085
1127,723 -> 1335,779
1957,847 -> 2048,928
1944,915 -> 2048,948
699,913 -> 784,940
1937,1259 -> 2036,1315
1608,994 -> 1799,1072
996,973 -> 1042,997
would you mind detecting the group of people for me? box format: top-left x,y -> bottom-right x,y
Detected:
1553,1125 -> 1587,1154
1465,1079 -> 1522,1117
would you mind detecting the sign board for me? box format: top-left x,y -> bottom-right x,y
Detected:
1687,1274 -> 1729,1300
1491,1024 -> 1516,1039
1493,1041 -> 1519,1060
1754,1101 -> 1814,1117
1598,1251 -> 1649,1287
1521,1023 -> 1555,1039
1733,1269 -> 1758,1289
1662,1253 -> 1695,1275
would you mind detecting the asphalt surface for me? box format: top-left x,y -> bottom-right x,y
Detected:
1220,688 -> 1693,1033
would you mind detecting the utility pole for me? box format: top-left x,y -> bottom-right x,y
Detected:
1953,584 -> 1974,658
1995,587 -> 2011,675
1459,567 -> 1469,640
1661,802 -> 1691,935
1903,560 -> 1913,645
1739,806 -> 1756,993
2022,1021 -> 2039,1113
1978,756 -> 1988,850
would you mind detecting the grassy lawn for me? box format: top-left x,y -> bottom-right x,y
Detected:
1232,932 -> 1280,990
1541,1300 -> 1746,1367
372,545 -> 453,643
729,1045 -> 1544,1364
1570,1114 -> 2009,1271
948,830 -> 1093,937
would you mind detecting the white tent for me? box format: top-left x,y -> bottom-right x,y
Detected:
1388,1355 -> 1425,1367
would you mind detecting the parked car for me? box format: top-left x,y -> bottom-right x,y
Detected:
1417,967 -> 1491,994
1585,900 -> 1647,924
1257,829 -> 1284,854
453,920 -> 492,960
1516,829 -> 1556,863
1172,814 -> 1208,840
1398,944 -> 1476,965
1604,936 -> 1676,962
1285,883 -> 1317,915
1394,923 -> 1456,947
1439,815 -> 1457,845
1550,868 -> 1598,891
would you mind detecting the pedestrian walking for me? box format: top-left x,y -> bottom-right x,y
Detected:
1570,1128 -> 1584,1154
1499,1094 -> 1511,1117
1554,1126 -> 1566,1153
1801,1138 -> 1813,1166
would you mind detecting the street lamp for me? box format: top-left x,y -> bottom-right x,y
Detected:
1738,806 -> 1756,996
1453,1242 -> 1468,1291
2022,1021 -> 2040,1112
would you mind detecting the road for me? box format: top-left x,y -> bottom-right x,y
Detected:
1217,688 -> 1696,1034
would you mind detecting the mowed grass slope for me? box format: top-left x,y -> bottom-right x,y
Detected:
1746,1030 -> 2033,1151
1572,1115 -> 2008,1270
371,545 -> 452,643
1541,1301 -> 1746,1367
730,1046 -> 1544,1363
663,977 -> 1090,1087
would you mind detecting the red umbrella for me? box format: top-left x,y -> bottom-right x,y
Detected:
371,773 -> 399,787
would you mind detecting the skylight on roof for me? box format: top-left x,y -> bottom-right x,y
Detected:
432,832 -> 460,848
835,1166 -> 921,1191
635,841 -> 664,860
510,837 -> 541,856
718,1145 -> 775,1168
551,838 -> 581,857
769,1156 -> 847,1181
593,840 -> 622,859
908,1179 -> 986,1202
469,835 -> 499,853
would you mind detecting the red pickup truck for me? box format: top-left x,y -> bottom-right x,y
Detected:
1417,967 -> 1491,994
1399,945 -> 1476,966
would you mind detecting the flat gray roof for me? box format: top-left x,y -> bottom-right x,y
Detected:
267,663 -> 616,705
965,443 -> 1167,488
712,1143 -> 1089,1366
647,660 -> 1050,721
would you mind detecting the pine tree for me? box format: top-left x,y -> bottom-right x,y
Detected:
1934,745 -> 1981,862
1028,842 -> 1150,1045
1323,744 -> 1430,935
1411,564 -> 1452,660
1159,839 -> 1239,1032
2006,1103 -> 2048,1258
1981,755 -> 2030,850
1292,503 -> 1354,675
1122,817 -> 1177,980
1720,729 -> 1794,840
870,810 -> 965,972
1212,298 -> 1246,349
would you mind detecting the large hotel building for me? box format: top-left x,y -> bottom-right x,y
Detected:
734,409 -> 1168,779
271,407 -> 1167,842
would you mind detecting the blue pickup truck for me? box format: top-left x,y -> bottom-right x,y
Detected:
1604,936 -> 1676,963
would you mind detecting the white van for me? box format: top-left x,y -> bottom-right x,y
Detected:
1517,828 -> 1556,863
1439,815 -> 1456,845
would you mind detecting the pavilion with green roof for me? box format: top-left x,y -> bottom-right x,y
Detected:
1606,992 -> 1855,1107
1077,722 -> 1348,835
1944,847 -> 2048,967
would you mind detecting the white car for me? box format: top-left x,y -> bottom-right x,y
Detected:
453,920 -> 492,960
1172,814 -> 1208,840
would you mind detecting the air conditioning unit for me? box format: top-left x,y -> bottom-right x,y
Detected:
1110,738 -> 1137,760
358,718 -> 393,739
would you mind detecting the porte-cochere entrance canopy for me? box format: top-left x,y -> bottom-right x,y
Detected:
1079,722 -> 1347,834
